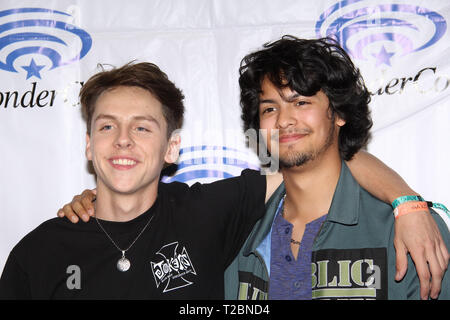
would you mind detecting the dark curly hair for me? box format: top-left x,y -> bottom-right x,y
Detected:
239,36 -> 372,161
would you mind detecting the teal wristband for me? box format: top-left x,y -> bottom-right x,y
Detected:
431,203 -> 450,219
391,195 -> 424,209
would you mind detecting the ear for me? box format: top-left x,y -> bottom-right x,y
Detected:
335,115 -> 346,127
86,133 -> 92,161
164,131 -> 181,164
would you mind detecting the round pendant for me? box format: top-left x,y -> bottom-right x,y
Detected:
117,257 -> 131,272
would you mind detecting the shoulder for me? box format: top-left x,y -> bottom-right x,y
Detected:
10,217 -> 83,257
359,188 -> 392,212
14,218 -> 67,250
355,188 -> 394,231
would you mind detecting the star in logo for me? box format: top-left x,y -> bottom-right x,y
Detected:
372,46 -> 395,67
21,59 -> 46,79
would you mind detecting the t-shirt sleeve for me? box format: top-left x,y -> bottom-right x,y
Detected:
191,169 -> 266,268
0,251 -> 31,299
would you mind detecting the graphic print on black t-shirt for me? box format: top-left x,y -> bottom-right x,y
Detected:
150,241 -> 197,293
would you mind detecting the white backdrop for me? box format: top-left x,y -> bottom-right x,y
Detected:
1,0 -> 449,273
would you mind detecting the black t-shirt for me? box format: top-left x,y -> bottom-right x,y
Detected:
0,169 -> 266,299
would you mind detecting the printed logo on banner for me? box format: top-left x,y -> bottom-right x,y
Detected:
161,145 -> 260,184
0,8 -> 92,79
315,0 -> 447,67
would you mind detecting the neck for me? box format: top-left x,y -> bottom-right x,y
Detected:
94,182 -> 159,222
281,147 -> 342,224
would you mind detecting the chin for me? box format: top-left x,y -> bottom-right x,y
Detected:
279,151 -> 314,168
106,180 -> 140,194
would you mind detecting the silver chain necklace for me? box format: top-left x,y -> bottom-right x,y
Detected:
95,213 -> 154,272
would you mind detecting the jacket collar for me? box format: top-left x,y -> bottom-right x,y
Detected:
243,181 -> 285,256
327,161 -> 360,225
243,161 -> 360,256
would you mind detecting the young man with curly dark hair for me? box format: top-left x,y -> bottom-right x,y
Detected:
225,36 -> 449,300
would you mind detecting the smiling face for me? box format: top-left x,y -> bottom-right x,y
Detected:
86,86 -> 179,196
258,77 -> 345,168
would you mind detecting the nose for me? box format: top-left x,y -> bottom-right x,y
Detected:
276,105 -> 296,129
114,127 -> 134,149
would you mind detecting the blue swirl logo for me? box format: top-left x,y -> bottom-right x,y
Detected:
0,8 -> 92,79
316,0 -> 447,67
161,145 -> 260,184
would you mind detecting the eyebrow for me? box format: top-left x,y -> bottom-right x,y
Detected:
260,93 -> 301,104
94,114 -> 115,122
94,114 -> 161,128
260,99 -> 276,104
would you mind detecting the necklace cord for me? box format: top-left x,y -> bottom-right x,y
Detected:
282,194 -> 301,246
95,214 -> 154,253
